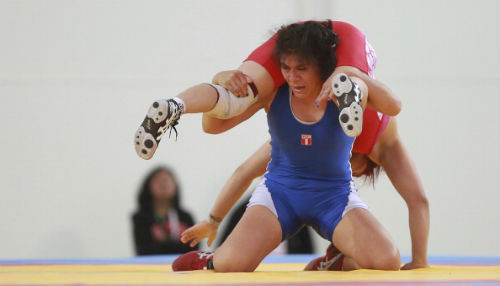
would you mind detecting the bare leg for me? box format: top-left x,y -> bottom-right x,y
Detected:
333,208 -> 400,270
176,84 -> 219,113
201,61 -> 274,134
342,256 -> 361,270
239,61 -> 276,99
213,205 -> 282,272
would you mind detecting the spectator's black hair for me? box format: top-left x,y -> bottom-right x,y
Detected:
137,166 -> 181,212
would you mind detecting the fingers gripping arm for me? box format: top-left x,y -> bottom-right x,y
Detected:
212,70 -> 252,97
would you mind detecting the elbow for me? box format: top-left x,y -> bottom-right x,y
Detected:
406,189 -> 429,212
233,162 -> 259,180
202,115 -> 226,134
202,124 -> 223,134
417,192 -> 429,211
233,164 -> 249,178
390,98 -> 402,116
233,160 -> 266,182
382,97 -> 402,117
230,164 -> 255,187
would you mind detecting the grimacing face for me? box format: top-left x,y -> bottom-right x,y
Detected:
280,54 -> 323,99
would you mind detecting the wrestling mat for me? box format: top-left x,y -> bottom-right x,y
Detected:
1,255 -> 498,285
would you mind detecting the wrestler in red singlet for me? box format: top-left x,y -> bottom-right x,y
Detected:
245,21 -> 389,154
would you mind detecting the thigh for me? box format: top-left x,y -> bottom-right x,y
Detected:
332,208 -> 400,269
213,205 -> 282,272
251,178 -> 301,240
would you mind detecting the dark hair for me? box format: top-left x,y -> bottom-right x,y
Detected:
359,157 -> 383,187
137,166 -> 181,212
273,20 -> 339,81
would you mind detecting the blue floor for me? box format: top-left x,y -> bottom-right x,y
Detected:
0,255 -> 498,265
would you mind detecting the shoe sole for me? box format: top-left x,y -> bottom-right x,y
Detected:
331,73 -> 363,137
134,99 -> 169,160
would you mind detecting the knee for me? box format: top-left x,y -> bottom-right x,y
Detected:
373,247 -> 401,270
407,189 -> 430,211
213,253 -> 256,272
415,192 -> 429,209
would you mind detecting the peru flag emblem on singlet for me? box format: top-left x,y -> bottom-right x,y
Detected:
301,134 -> 312,146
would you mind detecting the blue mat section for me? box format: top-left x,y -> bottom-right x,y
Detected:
0,255 -> 499,265
0,255 -> 178,265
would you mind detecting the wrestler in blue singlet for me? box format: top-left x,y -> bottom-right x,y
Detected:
263,83 -> 356,241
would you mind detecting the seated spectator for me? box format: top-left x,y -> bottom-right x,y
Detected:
132,166 -> 198,255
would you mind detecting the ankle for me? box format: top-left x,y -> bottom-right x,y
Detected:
172,97 -> 186,114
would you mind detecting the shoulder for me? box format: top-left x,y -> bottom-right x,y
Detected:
331,21 -> 364,36
132,210 -> 153,224
264,84 -> 288,112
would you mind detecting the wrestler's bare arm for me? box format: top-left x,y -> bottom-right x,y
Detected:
334,66 -> 402,116
202,100 -> 265,134
369,118 -> 430,269
203,61 -> 276,134
180,140 -> 271,247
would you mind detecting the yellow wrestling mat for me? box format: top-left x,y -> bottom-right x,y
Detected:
1,256 -> 499,285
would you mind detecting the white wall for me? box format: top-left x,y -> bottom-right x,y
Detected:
0,0 -> 498,259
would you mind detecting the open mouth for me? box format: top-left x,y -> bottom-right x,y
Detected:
292,86 -> 305,93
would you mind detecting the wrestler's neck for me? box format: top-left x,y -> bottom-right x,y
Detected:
290,83 -> 321,102
290,83 -> 323,107
290,89 -> 326,122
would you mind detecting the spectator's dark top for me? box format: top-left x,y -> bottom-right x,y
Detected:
133,208 -> 198,255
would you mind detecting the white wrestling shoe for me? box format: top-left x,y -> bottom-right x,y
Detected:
331,73 -> 363,137
134,99 -> 183,160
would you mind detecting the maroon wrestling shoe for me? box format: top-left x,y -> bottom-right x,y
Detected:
304,244 -> 344,271
172,251 -> 214,271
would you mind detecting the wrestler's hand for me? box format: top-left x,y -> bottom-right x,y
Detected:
180,220 -> 218,248
315,72 -> 339,108
400,260 -> 430,270
212,70 -> 253,97
316,66 -> 368,108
